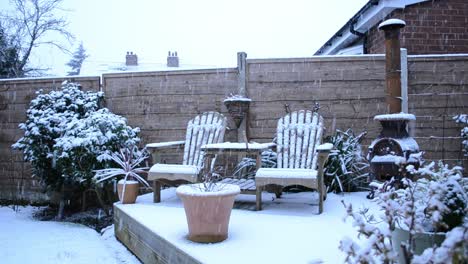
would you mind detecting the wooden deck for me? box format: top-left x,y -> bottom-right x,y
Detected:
114,204 -> 202,264
220,177 -> 256,194
112,190 -> 358,264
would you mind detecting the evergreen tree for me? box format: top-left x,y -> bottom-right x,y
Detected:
0,24 -> 21,78
66,42 -> 88,76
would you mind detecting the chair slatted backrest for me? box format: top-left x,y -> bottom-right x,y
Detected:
277,110 -> 324,169
182,112 -> 227,167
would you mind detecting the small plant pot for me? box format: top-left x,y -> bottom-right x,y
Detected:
117,180 -> 140,204
176,183 -> 240,243
223,99 -> 250,128
392,227 -> 445,263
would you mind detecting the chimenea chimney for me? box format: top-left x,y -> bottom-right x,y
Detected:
126,51 -> 138,66
367,19 -> 422,190
378,19 -> 406,114
167,51 -> 179,67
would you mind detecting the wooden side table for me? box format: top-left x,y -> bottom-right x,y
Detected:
201,142 -> 275,210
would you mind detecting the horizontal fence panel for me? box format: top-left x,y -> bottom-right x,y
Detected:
1,55 -> 467,202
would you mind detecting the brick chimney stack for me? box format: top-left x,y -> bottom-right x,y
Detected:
167,51 -> 179,67
126,51 -> 138,66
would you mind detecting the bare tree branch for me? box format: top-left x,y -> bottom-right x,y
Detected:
0,0 -> 74,77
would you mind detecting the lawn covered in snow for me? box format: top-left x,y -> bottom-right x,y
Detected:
116,189 -> 378,264
0,206 -> 140,264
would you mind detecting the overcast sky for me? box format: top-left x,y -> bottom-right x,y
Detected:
1,0 -> 368,76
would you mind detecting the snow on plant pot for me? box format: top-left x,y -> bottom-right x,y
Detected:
94,146 -> 150,204
391,226 -> 446,264
176,183 -> 240,243
176,162 -> 240,243
223,94 -> 251,128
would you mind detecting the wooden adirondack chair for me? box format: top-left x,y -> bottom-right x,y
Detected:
255,110 -> 333,213
147,112 -> 227,203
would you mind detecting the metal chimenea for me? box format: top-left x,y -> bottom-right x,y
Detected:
368,19 -> 422,185
368,113 -> 421,182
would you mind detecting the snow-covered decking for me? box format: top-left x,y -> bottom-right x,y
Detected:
114,189 -> 375,264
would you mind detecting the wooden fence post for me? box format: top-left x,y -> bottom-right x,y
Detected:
237,52 -> 249,142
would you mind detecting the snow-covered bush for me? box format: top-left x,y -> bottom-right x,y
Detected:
324,129 -> 369,193
340,202 -> 398,263
404,162 -> 467,233
12,82 -> 140,194
454,114 -> 468,156
55,108 -> 140,186
340,161 -> 467,263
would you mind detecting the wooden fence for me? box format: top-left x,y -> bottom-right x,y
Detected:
0,77 -> 100,202
0,54 -> 466,202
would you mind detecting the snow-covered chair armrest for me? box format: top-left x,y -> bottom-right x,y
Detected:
316,143 -> 333,172
146,141 -> 185,165
146,141 -> 185,150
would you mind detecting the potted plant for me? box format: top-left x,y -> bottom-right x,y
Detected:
389,162 -> 467,263
223,94 -> 251,128
176,159 -> 240,243
94,145 -> 150,204
340,161 -> 467,263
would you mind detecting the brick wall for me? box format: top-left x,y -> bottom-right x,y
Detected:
0,77 -> 100,202
367,0 -> 468,54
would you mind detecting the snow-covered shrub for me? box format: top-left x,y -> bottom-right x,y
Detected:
233,149 -> 277,179
12,82 -> 140,193
454,114 -> 468,156
324,129 -> 369,193
55,108 -> 140,186
405,161 -> 467,233
340,161 -> 467,263
340,201 -> 398,263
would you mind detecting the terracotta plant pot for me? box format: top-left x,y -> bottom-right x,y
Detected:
176,183 -> 240,243
117,180 -> 140,204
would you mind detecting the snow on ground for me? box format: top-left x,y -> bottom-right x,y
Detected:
0,206 -> 140,264
0,190 -> 378,264
117,189 -> 379,264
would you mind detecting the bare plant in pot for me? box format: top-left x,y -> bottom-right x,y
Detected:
176,158 -> 240,243
94,146 -> 150,204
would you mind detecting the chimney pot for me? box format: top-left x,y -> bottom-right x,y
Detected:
378,19 -> 406,31
125,52 -> 138,66
167,51 -> 179,67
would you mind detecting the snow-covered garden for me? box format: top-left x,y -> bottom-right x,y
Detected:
2,81 -> 467,263
0,206 -> 140,264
